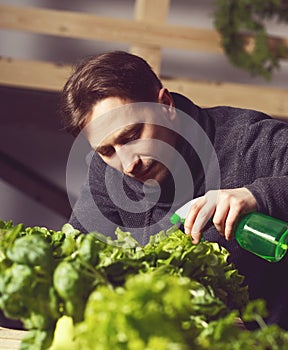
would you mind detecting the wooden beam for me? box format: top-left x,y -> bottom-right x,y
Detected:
0,57 -> 72,92
1,5 -> 288,58
0,4 -> 221,52
163,77 -> 288,120
0,4 -> 224,53
0,327 -> 26,350
0,58 -> 287,119
130,0 -> 170,74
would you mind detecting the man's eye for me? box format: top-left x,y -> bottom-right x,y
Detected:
123,126 -> 143,143
127,131 -> 140,142
98,146 -> 115,157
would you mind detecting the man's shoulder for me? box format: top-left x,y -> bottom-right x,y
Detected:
171,92 -> 273,126
205,105 -> 272,124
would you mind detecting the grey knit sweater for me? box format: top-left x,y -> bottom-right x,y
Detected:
70,93 -> 288,329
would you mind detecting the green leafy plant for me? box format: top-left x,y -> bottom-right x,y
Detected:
75,272 -> 224,350
214,0 -> 288,79
0,220 -> 288,349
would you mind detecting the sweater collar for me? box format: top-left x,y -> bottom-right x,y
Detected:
154,93 -> 216,204
171,92 -> 215,146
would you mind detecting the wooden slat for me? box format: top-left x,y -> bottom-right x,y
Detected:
1,5 -> 288,58
0,58 -> 287,119
0,4 -> 224,53
0,57 -> 72,91
0,327 -> 26,350
163,77 -> 288,120
130,0 -> 170,74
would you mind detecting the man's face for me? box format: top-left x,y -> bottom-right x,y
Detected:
84,97 -> 178,184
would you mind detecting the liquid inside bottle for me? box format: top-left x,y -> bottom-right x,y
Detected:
234,212 -> 288,262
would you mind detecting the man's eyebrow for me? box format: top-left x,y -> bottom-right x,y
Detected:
113,123 -> 143,143
95,144 -> 111,154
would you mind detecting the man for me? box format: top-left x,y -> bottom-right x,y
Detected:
61,51 -> 288,329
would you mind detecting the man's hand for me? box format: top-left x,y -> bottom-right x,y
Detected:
184,188 -> 257,244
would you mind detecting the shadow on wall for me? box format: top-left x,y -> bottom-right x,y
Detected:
0,86 -> 77,230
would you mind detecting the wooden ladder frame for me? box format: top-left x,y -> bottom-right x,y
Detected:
0,1 -> 288,119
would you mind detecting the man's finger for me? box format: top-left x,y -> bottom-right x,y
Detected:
212,204 -> 229,236
224,207 -> 240,240
191,204 -> 215,243
184,200 -> 203,235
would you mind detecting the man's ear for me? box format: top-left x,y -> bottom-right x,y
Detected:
158,87 -> 174,107
158,87 -> 177,122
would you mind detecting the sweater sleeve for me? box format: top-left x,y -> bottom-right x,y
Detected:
242,117 -> 288,221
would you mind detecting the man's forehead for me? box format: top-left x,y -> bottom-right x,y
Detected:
84,102 -> 166,147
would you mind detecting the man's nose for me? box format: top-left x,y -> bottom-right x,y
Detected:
115,145 -> 140,173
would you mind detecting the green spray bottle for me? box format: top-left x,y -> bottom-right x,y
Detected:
170,199 -> 288,263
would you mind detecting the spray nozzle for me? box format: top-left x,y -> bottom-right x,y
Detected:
170,213 -> 185,225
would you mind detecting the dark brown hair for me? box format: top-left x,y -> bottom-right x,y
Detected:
60,51 -> 163,135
